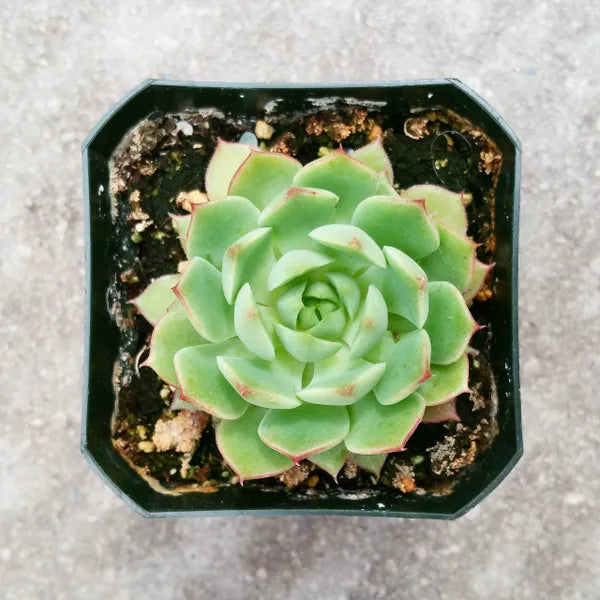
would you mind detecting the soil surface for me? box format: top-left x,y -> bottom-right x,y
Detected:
108,102 -> 501,496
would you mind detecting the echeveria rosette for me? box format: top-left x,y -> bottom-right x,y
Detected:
133,137 -> 487,482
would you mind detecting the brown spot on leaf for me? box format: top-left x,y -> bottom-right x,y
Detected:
335,384 -> 355,397
363,317 -> 374,329
235,382 -> 252,398
348,236 -> 362,250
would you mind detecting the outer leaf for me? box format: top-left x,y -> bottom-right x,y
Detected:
418,353 -> 469,406
132,274 -> 179,325
258,404 -> 350,461
422,399 -> 460,423
171,213 -> 191,252
274,324 -> 341,362
375,171 -> 397,196
293,149 -> 377,223
205,140 -> 251,200
424,281 -> 478,364
276,281 -> 306,328
345,392 -> 426,454
401,184 -> 468,234
173,257 -> 234,342
174,341 -> 249,419
222,227 -> 274,304
349,452 -> 387,478
309,442 -> 349,481
309,224 -> 386,268
298,348 -> 386,406
382,246 -> 429,328
352,137 -> 394,182
185,196 -> 259,268
170,388 -> 200,412
228,150 -> 302,210
351,195 -> 440,260
217,351 -> 302,409
463,259 -> 494,303
418,224 -> 476,291
234,283 -> 275,360
215,405 -> 293,482
258,187 -> 338,253
267,249 -> 333,291
374,330 -> 431,405
326,272 -> 361,318
143,312 -> 206,386
349,285 -> 388,358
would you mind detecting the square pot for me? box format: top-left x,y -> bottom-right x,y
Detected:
82,79 -> 521,518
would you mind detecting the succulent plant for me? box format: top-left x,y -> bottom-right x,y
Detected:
133,136 -> 489,482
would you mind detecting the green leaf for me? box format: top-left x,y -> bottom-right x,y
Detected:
174,341 -> 250,419
418,224 -> 476,291
345,392 -> 426,454
258,187 -> 338,253
215,405 -> 293,482
463,259 -> 493,303
174,257 -> 234,342
228,150 -> 302,210
309,442 -> 349,480
185,196 -> 259,268
217,351 -> 302,409
349,452 -> 387,477
276,281 -> 306,328
352,137 -> 394,183
374,330 -> 431,405
401,184 -> 467,234
170,388 -> 201,412
351,195 -> 440,260
424,281 -> 478,364
132,274 -> 179,325
267,249 -> 333,291
258,404 -> 350,461
307,307 -> 347,340
375,171 -> 397,196
422,399 -> 460,423
349,285 -> 388,358
418,353 -> 469,406
205,140 -> 251,200
234,283 -> 275,360
326,272 -> 361,318
298,348 -> 385,406
309,224 -> 386,268
143,312 -> 206,386
293,148 -> 377,223
382,246 -> 428,328
274,323 -> 341,362
171,213 -> 191,252
222,227 -> 274,304
304,281 -> 338,303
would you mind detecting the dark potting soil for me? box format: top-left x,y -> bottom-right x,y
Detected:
107,102 -> 501,497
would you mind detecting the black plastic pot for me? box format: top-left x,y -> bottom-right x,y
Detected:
82,79 -> 522,518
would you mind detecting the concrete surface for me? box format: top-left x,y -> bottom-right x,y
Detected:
1,1 -> 599,598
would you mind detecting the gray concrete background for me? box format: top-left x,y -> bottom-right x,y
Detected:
1,1 -> 598,598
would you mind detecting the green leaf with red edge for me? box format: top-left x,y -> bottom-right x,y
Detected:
298,347 -> 386,406
351,195 -> 440,260
345,392 -> 426,454
205,140 -> 251,200
258,403 -> 349,462
222,227 -> 274,304
131,274 -> 179,325
424,281 -> 478,364
418,224 -> 476,291
217,350 -> 303,409
293,148 -> 377,223
349,452 -> 387,478
229,150 -> 302,210
309,442 -> 349,480
171,213 -> 191,252
185,196 -> 259,268
422,399 -> 460,423
258,187 -> 338,253
174,340 -> 250,419
418,353 -> 469,406
173,257 -> 234,342
143,311 -> 206,386
352,137 -> 394,182
374,329 -> 431,405
234,283 -> 275,360
215,405 -> 293,482
463,259 -> 494,303
401,184 -> 468,234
